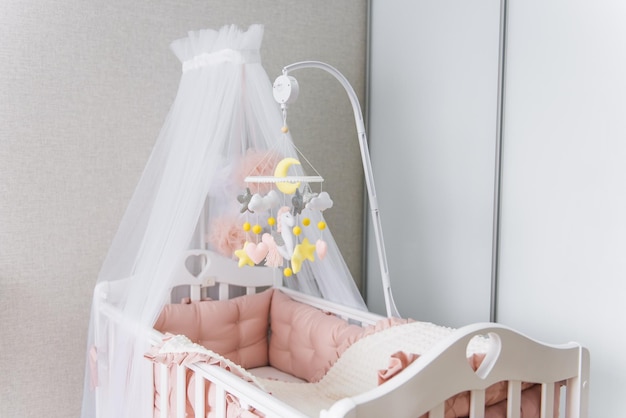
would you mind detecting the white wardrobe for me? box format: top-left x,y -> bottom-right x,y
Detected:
366,0 -> 502,326
367,1 -> 626,416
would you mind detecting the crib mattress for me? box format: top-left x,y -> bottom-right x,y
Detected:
249,366 -> 306,383
254,320 -> 489,416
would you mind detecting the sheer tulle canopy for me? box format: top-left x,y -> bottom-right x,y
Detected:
81,24 -> 365,417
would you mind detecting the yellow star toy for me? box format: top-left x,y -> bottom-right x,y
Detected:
291,238 -> 316,273
235,242 -> 255,267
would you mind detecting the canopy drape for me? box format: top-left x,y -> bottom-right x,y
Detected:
81,24 -> 365,417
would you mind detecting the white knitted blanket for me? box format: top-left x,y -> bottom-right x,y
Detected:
255,321 -> 489,417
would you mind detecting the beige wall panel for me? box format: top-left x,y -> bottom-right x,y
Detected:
0,1 -> 366,416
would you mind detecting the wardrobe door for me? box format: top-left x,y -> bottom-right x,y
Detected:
366,0 -> 502,326
497,1 -> 626,415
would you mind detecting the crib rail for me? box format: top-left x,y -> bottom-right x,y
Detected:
322,322 -> 590,418
277,286 -> 383,326
152,341 -> 309,418
175,249 -> 278,302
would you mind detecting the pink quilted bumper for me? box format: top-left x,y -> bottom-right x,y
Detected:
153,289 -> 364,382
268,290 -> 365,382
154,288 -> 273,369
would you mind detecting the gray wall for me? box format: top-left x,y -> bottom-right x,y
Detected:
0,2 -> 367,417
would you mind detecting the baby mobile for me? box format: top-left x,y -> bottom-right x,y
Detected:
233,80 -> 333,277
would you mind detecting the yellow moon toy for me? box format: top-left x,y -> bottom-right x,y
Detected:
274,157 -> 301,194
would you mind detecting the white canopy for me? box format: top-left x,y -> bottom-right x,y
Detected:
81,24 -> 366,417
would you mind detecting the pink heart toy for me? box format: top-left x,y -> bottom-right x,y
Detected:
245,242 -> 269,264
316,239 -> 328,260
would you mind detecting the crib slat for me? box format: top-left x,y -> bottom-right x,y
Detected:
565,349 -> 590,418
540,383 -> 555,418
219,282 -> 229,300
215,385 -> 226,418
429,402 -> 444,418
246,286 -> 256,295
190,284 -> 201,302
147,360 -> 155,416
194,372 -> 205,418
159,364 -> 169,418
176,364 -> 186,418
469,389 -> 486,418
507,380 -> 522,418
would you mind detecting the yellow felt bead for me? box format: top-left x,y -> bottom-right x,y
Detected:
292,226 -> 302,236
281,126 -> 289,133
243,222 -> 251,232
317,221 -> 326,230
267,217 -> 276,226
252,224 -> 262,235
284,267 -> 293,277
302,218 -> 311,226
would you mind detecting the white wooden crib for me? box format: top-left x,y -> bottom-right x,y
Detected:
93,248 -> 589,418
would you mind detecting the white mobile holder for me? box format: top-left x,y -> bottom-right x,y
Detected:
273,61 -> 400,318
273,75 -> 300,104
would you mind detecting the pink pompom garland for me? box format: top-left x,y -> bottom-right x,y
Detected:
207,216 -> 247,258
